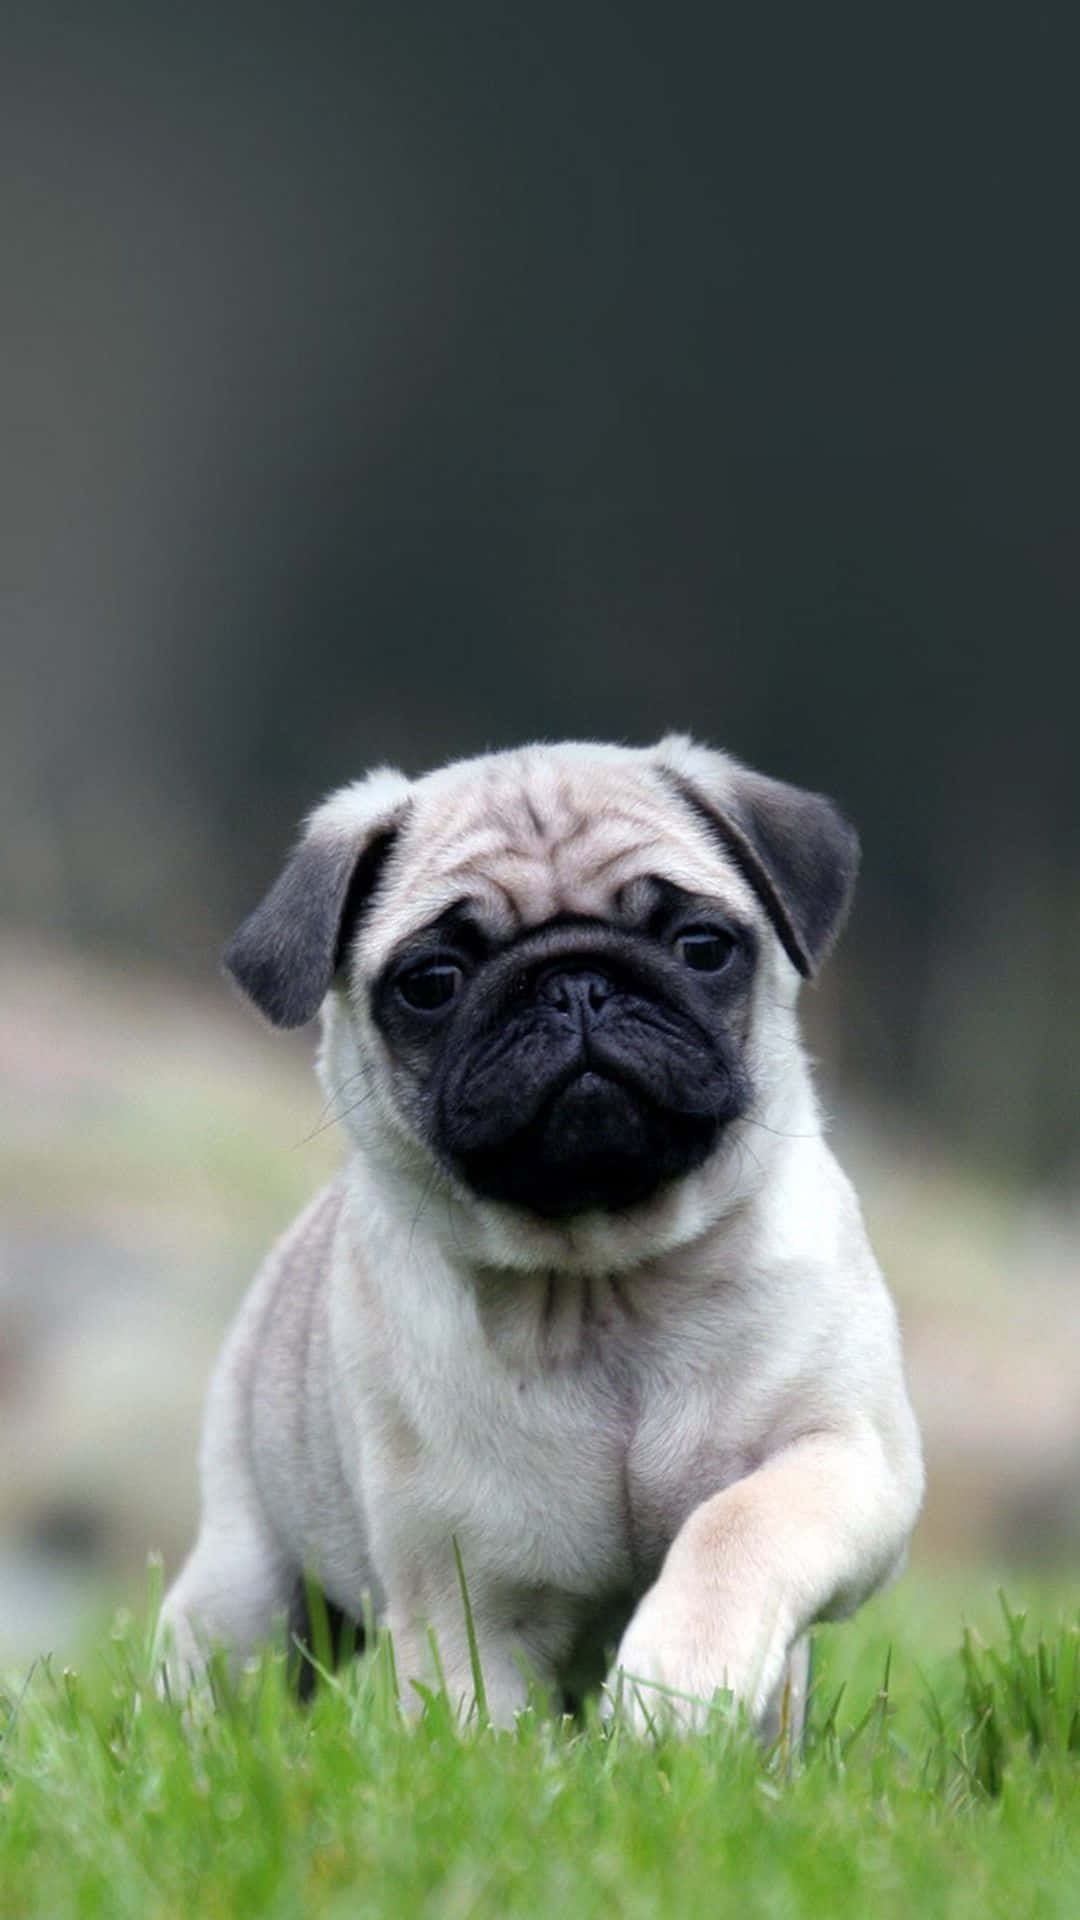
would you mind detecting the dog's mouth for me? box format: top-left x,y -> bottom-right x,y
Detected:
448,1063 -> 729,1220
423,938 -> 749,1220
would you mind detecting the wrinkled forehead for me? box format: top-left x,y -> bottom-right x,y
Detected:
360,751 -> 760,955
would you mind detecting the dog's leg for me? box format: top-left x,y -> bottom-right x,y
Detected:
386,1600 -> 539,1730
608,1424 -> 921,1734
388,1616 -> 532,1729
757,1635 -> 811,1750
158,1504 -> 297,1698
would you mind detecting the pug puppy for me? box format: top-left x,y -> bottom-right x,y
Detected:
160,735 -> 923,1736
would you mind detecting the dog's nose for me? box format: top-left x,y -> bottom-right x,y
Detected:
535,967 -> 614,1018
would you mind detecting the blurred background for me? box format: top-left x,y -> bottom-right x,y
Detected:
2,3 -> 1078,1664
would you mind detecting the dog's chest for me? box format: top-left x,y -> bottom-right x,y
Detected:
375,1293 -> 637,1594
356,1267 -> 756,1597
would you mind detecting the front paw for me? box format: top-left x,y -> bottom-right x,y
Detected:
605,1580 -> 791,1735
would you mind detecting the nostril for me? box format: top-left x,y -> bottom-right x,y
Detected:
537,967 -> 615,1016
537,971 -> 569,1012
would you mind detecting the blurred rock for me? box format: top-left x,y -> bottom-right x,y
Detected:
0,934 -> 337,1662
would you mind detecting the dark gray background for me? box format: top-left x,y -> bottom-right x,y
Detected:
5,2 -> 1078,1178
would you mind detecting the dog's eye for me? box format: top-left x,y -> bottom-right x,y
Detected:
397,962 -> 463,1012
676,929 -> 737,973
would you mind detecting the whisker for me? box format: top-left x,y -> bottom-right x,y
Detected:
294,1069 -> 367,1142
739,1115 -> 818,1142
444,1182 -> 468,1259
296,1081 -> 380,1147
408,1162 -> 443,1256
736,1133 -> 764,1182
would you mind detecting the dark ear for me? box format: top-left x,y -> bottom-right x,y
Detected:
656,738 -> 860,977
224,771 -> 411,1028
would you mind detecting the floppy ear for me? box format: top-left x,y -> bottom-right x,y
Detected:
655,735 -> 860,977
223,768 -> 412,1028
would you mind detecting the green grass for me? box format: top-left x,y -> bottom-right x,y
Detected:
1,1573 -> 1078,1919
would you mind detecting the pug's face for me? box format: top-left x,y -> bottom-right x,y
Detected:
369,875 -> 757,1220
225,737 -> 858,1240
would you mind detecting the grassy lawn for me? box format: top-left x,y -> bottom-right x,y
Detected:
1,1568 -> 1077,1919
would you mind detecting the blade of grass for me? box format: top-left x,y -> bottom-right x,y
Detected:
451,1534 -> 488,1729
